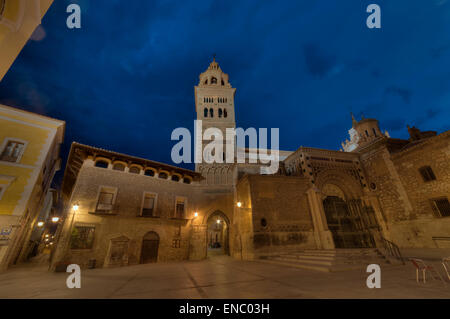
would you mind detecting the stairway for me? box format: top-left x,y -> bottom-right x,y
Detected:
258,248 -> 402,272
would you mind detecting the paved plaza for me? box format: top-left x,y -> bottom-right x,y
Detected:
0,256 -> 449,299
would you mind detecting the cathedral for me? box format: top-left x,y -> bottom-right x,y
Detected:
51,58 -> 450,270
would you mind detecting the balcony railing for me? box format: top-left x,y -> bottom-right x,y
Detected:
380,236 -> 405,265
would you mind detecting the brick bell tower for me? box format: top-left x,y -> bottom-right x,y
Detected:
194,57 -> 236,186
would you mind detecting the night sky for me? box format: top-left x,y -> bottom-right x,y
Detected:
1,0 -> 449,179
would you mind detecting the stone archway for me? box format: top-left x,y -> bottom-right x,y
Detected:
141,231 -> 159,264
205,211 -> 230,257
310,169 -> 380,249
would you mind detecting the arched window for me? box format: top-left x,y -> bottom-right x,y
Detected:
145,169 -> 155,177
221,79 -> 224,86
113,163 -> 125,171
204,79 -> 208,85
171,175 -> 180,182
210,108 -> 214,117
224,108 -> 228,118
211,77 -> 217,84
158,172 -> 168,179
204,108 -> 208,117
218,108 -> 223,118
129,166 -> 140,174
183,177 -> 192,184
95,160 -> 108,168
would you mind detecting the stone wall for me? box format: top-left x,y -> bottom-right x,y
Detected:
360,133 -> 450,248
53,159 -> 235,269
236,175 -> 316,259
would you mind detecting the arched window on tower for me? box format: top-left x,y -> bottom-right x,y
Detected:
224,108 -> 228,118
221,79 -> 224,86
210,108 -> 214,117
204,108 -> 208,118
211,77 -> 217,84
204,79 -> 208,85
218,108 -> 223,118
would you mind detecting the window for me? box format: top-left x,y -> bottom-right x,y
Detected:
221,79 -> 224,86
113,163 -> 125,171
431,198 -> 450,218
372,128 -> 377,137
365,130 -> 369,137
183,177 -> 191,184
204,108 -> 208,117
158,172 -> 168,179
141,193 -> 157,217
419,166 -> 436,182
211,77 -> 217,84
210,108 -> 214,117
224,108 -> 228,118
144,169 -> 155,177
95,160 -> 108,168
0,0 -> 5,16
0,140 -> 25,163
174,198 -> 186,219
172,239 -> 181,248
171,175 -> 180,182
95,187 -> 116,213
218,108 -> 223,118
129,166 -> 140,174
70,226 -> 95,249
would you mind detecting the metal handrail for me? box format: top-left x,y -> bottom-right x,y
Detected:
380,236 -> 405,264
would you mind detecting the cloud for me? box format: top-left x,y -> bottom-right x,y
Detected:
385,86 -> 412,104
303,43 -> 336,78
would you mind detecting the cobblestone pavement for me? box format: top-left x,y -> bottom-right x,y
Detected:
0,256 -> 449,299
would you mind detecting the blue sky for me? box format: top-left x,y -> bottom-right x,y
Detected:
1,0 -> 449,173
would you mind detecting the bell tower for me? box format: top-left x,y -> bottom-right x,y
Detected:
194,57 -> 236,185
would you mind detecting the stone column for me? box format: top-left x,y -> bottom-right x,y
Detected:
306,187 -> 335,249
363,194 -> 390,241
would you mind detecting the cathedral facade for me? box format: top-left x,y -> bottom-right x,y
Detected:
51,59 -> 450,270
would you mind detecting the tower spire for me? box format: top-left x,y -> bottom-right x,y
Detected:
351,112 -> 357,127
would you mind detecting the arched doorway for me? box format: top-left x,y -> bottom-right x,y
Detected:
323,196 -> 377,248
141,231 -> 159,264
206,211 -> 230,257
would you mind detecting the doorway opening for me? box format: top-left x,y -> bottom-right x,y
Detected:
141,231 -> 159,264
206,211 -> 230,257
323,196 -> 378,248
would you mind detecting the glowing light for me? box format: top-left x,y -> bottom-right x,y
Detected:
37,221 -> 44,227
217,219 -> 221,224
45,234 -> 49,238
51,217 -> 60,223
194,212 -> 198,217
72,204 -> 79,211
237,202 -> 242,207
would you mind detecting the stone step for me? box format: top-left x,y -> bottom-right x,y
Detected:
258,258 -> 331,272
271,256 -> 334,266
259,248 -> 395,272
